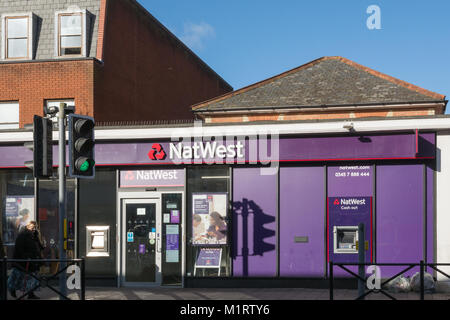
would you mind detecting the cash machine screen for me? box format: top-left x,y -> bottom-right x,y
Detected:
334,226 -> 358,253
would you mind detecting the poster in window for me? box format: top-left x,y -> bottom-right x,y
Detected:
192,193 -> 227,246
3,195 -> 35,244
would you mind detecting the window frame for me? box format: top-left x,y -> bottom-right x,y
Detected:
1,13 -> 34,60
0,101 -> 20,129
55,10 -> 87,58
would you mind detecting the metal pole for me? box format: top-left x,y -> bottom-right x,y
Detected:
420,260 -> 424,300
358,223 -> 365,299
81,257 -> 85,300
2,257 -> 6,300
329,261 -> 334,300
58,103 -> 67,299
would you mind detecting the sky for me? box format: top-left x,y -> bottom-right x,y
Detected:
141,0 -> 450,111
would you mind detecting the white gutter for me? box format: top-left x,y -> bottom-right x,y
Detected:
2,117 -> 450,143
195,102 -> 446,115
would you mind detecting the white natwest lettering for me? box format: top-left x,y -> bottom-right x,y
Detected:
135,170 -> 178,180
340,198 -> 366,205
169,141 -> 244,160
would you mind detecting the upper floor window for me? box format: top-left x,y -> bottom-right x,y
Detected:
0,101 -> 19,129
58,13 -> 82,56
55,9 -> 88,57
1,13 -> 34,60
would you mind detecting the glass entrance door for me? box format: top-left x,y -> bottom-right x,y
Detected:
122,199 -> 161,285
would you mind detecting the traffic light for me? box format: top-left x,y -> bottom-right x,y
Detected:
68,114 -> 95,178
24,115 -> 53,178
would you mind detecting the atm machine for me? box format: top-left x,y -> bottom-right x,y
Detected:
328,197 -> 372,264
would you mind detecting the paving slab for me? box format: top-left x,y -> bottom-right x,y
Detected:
6,286 -> 450,300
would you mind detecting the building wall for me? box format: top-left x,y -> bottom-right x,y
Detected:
436,132 -> 450,283
376,164 -> 424,277
0,0 -> 101,59
232,167 -> 277,277
202,107 -> 442,124
94,0 -> 232,122
0,0 -> 232,127
279,166 -> 325,277
0,59 -> 96,127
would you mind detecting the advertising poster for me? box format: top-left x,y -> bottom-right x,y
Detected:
195,247 -> 222,267
192,193 -> 228,246
170,210 -> 180,223
3,196 -> 35,244
166,225 -> 179,263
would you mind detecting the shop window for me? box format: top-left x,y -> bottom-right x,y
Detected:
0,170 -> 35,257
187,166 -> 231,277
0,101 -> 19,129
1,13 -> 34,60
38,178 -> 76,260
55,10 -> 89,57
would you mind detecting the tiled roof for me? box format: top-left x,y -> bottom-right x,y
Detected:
192,56 -> 446,112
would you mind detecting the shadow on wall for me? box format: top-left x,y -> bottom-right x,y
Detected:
232,198 -> 275,276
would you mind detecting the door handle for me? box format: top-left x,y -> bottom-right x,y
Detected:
156,233 -> 161,253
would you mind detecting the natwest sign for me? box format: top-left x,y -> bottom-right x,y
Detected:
120,169 -> 185,188
146,141 -> 246,164
169,141 -> 245,161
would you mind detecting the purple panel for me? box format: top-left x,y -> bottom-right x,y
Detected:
417,133 -> 436,158
328,197 -> 372,264
327,166 -> 373,197
277,133 -> 434,162
232,168 -> 277,277
427,165 -> 434,266
327,166 -> 373,277
0,133 -> 435,168
280,167 -> 325,277
376,165 -> 423,277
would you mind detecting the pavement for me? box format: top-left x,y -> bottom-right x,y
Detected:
6,286 -> 450,300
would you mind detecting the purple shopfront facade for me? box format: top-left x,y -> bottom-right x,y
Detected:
0,131 -> 436,282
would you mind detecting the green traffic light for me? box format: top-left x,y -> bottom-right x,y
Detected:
79,160 -> 90,172
76,158 -> 95,172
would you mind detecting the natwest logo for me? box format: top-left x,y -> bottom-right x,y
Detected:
148,143 -> 166,160
170,141 -> 244,160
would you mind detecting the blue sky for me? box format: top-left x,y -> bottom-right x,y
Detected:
142,0 -> 449,109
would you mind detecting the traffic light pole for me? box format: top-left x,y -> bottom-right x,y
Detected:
58,103 -> 67,299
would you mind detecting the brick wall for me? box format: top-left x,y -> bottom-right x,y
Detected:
203,107 -> 442,123
94,0 -> 232,122
0,0 -> 232,126
0,59 -> 95,127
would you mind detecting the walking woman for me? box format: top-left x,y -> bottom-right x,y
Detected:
7,221 -> 41,299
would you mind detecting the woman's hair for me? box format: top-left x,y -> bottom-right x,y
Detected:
27,221 -> 37,227
193,214 -> 202,223
209,211 -> 226,228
